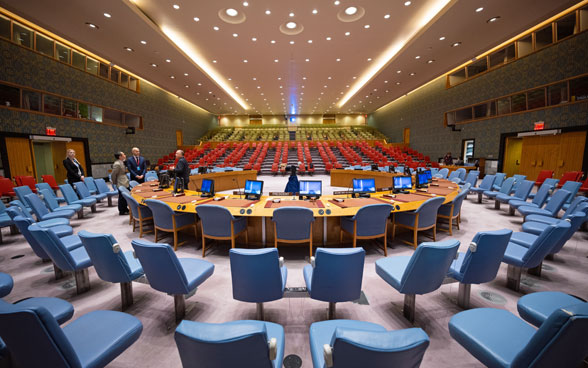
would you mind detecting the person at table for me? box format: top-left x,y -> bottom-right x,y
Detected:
443,152 -> 453,166
63,149 -> 84,184
112,151 -> 129,215
126,147 -> 146,183
285,164 -> 300,193
173,150 -> 190,190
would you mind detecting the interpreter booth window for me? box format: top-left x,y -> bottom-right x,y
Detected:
91,106 -> 103,122
78,103 -> 90,119
35,33 -> 54,57
0,15 -> 10,40
22,90 -> 41,111
43,94 -> 61,115
56,43 -> 70,63
0,84 -> 20,108
12,23 -> 33,48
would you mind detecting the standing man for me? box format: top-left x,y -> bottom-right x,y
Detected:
63,149 -> 85,184
112,151 -> 130,215
173,150 -> 190,190
127,147 -> 146,183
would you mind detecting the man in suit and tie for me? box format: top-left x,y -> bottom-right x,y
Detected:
173,150 -> 190,190
127,147 -> 146,183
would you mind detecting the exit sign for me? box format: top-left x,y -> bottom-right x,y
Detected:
45,127 -> 56,136
534,121 -> 545,130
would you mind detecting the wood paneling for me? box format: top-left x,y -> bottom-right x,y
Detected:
51,141 -> 67,184
176,130 -> 183,147
403,128 -> 410,145
556,131 -> 586,178
188,170 -> 258,192
503,137 -> 523,177
5,137 -> 34,178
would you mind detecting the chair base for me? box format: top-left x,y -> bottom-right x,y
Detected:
91,204 -> 97,213
77,210 -> 83,219
509,205 -> 516,215
494,200 -> 500,210
506,265 -> 522,292
74,268 -> 90,294
107,196 -> 113,207
174,294 -> 185,323
477,193 -> 483,203
528,262 -> 542,277
121,281 -> 134,309
328,302 -> 336,320
54,263 -> 65,280
457,283 -> 471,309
404,294 -> 416,323
10,224 -> 19,235
257,302 -> 264,320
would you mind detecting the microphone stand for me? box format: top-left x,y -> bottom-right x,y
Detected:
232,178 -> 242,199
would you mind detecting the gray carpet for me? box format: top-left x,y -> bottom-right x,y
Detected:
1,175 -> 586,367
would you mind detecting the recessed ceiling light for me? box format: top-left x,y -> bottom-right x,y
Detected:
334,1 -> 340,5
312,9 -> 318,14
257,86 -> 261,88
173,4 -> 180,10
415,55 -> 421,59
396,82 -> 400,85
213,26 -> 219,31
345,6 -> 357,15
326,36 -> 332,41
124,46 -> 133,52
252,77 -> 256,80
336,58 -> 341,62
367,58 -> 372,61
150,63 -> 157,67
185,85 -> 189,88
170,75 -> 175,79
328,76 -> 332,79
265,10 -> 271,15
384,14 -> 390,19
289,12 -> 295,17
289,40 -> 295,44
286,21 -> 297,29
270,40 -> 276,44
165,59 -> 171,63
103,13 -> 111,18
302,77 -> 306,80
452,41 -> 462,47
232,33 -> 238,37
198,83 -> 202,86
427,59 -> 435,64
305,58 -> 310,62
212,60 -> 217,63
384,80 -> 388,83
278,77 -> 282,80
251,37 -> 257,41
487,16 -> 501,23
274,59 -> 279,62
85,22 -> 98,29
364,24 -> 370,29
410,72 -> 415,76
243,59 -> 248,63
439,36 -> 446,40
307,40 -> 312,43
353,76 -> 357,79
243,1 -> 249,6
345,31 -> 350,36
193,17 -> 200,22
184,73 -> 189,76
404,1 -> 412,6
476,7 -> 484,12
140,40 -> 147,44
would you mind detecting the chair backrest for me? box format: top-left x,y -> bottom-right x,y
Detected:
0,200 -> 6,215
435,168 -> 449,178
118,186 -> 130,195
94,178 -> 112,194
14,186 -> 34,206
331,327 -> 430,368
535,170 -> 553,185
511,303 -> 588,368
122,192 -> 141,218
196,204 -> 238,237
549,204 -> 588,255
41,175 -> 59,189
512,180 -> 534,200
131,239 -> 190,295
497,177 -> 515,194
311,248 -> 365,302
559,181 -> 581,204
58,184 -> 80,204
399,239 -> 460,294
83,177 -> 97,192
145,171 -> 158,181
494,173 -> 506,187
456,168 -> 467,180
28,225 -> 76,271
0,302 -> 81,367
129,180 -> 140,188
477,175 -> 495,190
175,320 -> 273,368
24,193 -> 50,219
353,204 -> 393,237
542,178 -> 559,188
5,201 -> 33,221
19,176 -> 37,191
522,221 -> 571,267
457,229 -> 512,284
145,199 -> 176,230
35,182 -> 53,194
79,230 -> 138,283
562,196 -> 588,219
558,171 -> 581,187
73,181 -> 92,199
272,207 -> 315,240
414,197 -> 445,228
230,248 -> 284,303
464,171 -> 479,187
532,182 -> 554,207
448,171 -> 461,180
449,184 -> 470,217
512,174 -> 527,188
0,178 -> 15,196
543,189 -> 571,215
11,216 -> 50,260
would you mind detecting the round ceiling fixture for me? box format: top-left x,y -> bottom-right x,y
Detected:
286,21 -> 297,29
337,5 -> 365,22
218,8 -> 246,24
279,21 -> 304,35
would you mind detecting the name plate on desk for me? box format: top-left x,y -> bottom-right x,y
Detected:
333,190 -> 353,195
269,192 -> 296,196
378,187 -> 393,192
232,191 -> 243,195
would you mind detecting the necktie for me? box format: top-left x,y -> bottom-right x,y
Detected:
136,157 -> 139,165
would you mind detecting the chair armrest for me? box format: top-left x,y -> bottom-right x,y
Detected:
112,243 -> 121,254
310,256 -> 315,268
279,257 -> 284,268
132,251 -> 137,258
468,242 -> 477,253
323,344 -> 333,367
268,337 -> 277,360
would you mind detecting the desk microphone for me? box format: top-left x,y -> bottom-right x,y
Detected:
232,178 -> 243,199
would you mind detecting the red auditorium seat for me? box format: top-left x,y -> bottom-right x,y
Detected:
17,176 -> 37,192
41,175 -> 60,190
557,171 -> 583,188
534,170 -> 553,186
0,178 -> 16,198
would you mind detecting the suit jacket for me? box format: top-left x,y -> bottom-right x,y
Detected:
126,155 -> 146,182
63,158 -> 84,184
174,157 -> 190,189
111,160 -> 129,189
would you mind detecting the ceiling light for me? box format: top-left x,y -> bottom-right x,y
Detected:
243,59 -> 248,63
252,37 -> 257,41
452,41 -> 461,47
364,25 -> 370,29
326,36 -> 332,41
252,77 -> 256,80
384,80 -> 388,83
336,58 -> 341,62
165,59 -> 171,62
213,26 -> 219,31
150,63 -> 157,67
193,17 -> 200,22
384,14 -> 390,19
265,10 -> 271,15
103,13 -> 111,18
198,83 -> 202,86
232,33 -> 238,37
185,85 -> 189,88
183,73 -> 189,76
439,36 -> 445,40
271,40 -> 276,44
289,12 -> 295,17
85,22 -> 98,29
305,58 -> 310,62
307,40 -> 312,43
212,60 -> 217,63
415,55 -> 420,59
345,6 -> 357,15
302,77 -> 306,80
257,86 -> 261,88
226,8 -> 238,16
328,76 -> 332,79
312,9 -> 318,14
345,31 -> 350,36
404,1 -> 412,6
476,7 -> 484,12
290,40 -> 295,44
140,40 -> 147,44
334,1 -> 340,5
353,76 -> 357,79
124,47 -> 133,52
243,1 -> 249,6
274,59 -> 279,62
173,4 -> 180,10
286,21 -> 297,29
410,72 -> 415,76
170,75 -> 175,79
427,59 -> 435,63
367,58 -> 372,61
487,16 -> 501,23
278,77 -> 282,80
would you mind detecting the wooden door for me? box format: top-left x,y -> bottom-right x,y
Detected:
66,141 -> 87,175
322,118 -> 335,124
403,128 -> 410,145
556,131 -> 585,178
503,137 -> 522,177
176,130 -> 183,147
32,142 -> 55,182
51,141 -> 67,184
5,137 -> 35,178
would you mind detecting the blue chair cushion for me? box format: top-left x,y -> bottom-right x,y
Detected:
36,218 -> 70,228
509,232 -> 538,248
0,214 -> 13,227
483,190 -> 500,199
60,234 -> 83,251
178,258 -> 215,292
517,291 -> 584,328
49,225 -> 74,238
55,204 -> 82,213
0,273 -> 13,298
524,214 -> 560,225
15,297 -> 74,325
449,308 -> 536,368
518,206 -> 551,217
502,243 -> 530,267
509,200 -> 537,209
374,256 -> 412,291
40,210 -> 76,221
521,221 -> 550,236
123,251 -> 145,281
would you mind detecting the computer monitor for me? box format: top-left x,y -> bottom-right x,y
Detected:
416,173 -> 429,188
424,169 -> 432,182
200,179 -> 214,197
393,176 -> 412,193
244,180 -> 263,200
352,178 -> 376,198
299,180 -> 322,199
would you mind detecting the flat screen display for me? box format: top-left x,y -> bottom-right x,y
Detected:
424,170 -> 432,181
353,178 -> 376,193
201,179 -> 213,194
300,180 -> 322,195
416,173 -> 428,186
394,176 -> 412,190
244,180 -> 263,195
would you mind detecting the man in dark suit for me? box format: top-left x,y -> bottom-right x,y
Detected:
173,150 -> 190,190
63,149 -> 85,184
126,147 -> 146,183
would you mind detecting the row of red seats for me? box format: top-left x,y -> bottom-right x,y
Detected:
244,142 -> 270,171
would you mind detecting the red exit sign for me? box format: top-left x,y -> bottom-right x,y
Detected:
45,127 -> 56,136
534,121 -> 545,131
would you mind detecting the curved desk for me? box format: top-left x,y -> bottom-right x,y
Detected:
132,179 -> 459,247
330,169 -> 400,188
187,170 -> 257,192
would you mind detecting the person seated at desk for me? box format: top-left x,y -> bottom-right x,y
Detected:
285,165 -> 299,193
443,152 -> 453,165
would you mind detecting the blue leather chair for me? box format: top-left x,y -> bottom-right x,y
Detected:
433,168 -> 449,179
469,174 -> 496,203
429,167 -> 439,176
28,225 -> 93,294
35,182 -> 65,203
175,319 -> 285,368
494,179 -> 534,210
437,183 -> 470,235
131,238 -> 214,321
38,188 -> 82,218
449,303 -> 588,368
528,177 -> 559,199
309,320 -> 429,368
508,180 -> 554,215
59,184 -> 97,215
341,204 -> 392,255
83,177 -> 98,195
517,189 -> 571,219
448,229 -> 512,308
145,171 -> 159,182
392,197 -> 445,248
95,178 -> 118,207
459,170 -> 479,187
517,291 -> 585,327
304,248 -> 365,319
74,181 -> 107,203
118,185 -> 131,195
122,192 -> 153,238
447,169 -> 462,181
0,299 -> 142,368
524,196 -> 587,225
503,221 -> 571,291
146,199 -> 198,251
272,207 -> 315,258
230,248 -> 287,320
0,201 -> 14,244
13,185 -> 34,209
558,181 -> 582,209
79,231 -> 144,309
491,172 -> 506,191
24,193 -> 76,221
483,177 -> 515,201
197,204 -> 247,256
509,174 -> 527,194
376,239 -> 460,322
6,200 -> 70,229
129,180 -> 140,188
